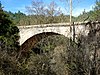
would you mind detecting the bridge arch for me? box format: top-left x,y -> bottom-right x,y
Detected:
20,32 -> 66,52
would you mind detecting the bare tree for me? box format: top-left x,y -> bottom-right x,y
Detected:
26,0 -> 47,24
45,1 -> 62,23
26,0 -> 46,15
26,0 -> 62,24
46,1 -> 61,16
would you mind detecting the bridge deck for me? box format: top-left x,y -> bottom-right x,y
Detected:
17,21 -> 88,28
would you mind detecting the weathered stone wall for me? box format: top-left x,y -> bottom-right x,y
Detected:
18,22 -> 92,45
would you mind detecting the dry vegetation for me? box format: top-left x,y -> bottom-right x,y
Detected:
0,0 -> 100,75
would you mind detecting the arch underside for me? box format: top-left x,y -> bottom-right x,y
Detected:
20,32 -> 62,52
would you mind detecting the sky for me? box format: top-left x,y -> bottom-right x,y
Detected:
0,0 -> 96,16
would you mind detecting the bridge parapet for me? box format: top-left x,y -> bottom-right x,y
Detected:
18,21 -> 91,29
18,21 -> 99,28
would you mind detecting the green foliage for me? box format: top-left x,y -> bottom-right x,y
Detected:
2,0 -> 99,25
4,0 -> 74,25
93,0 -> 100,21
77,0 -> 100,21
0,3 -> 19,51
0,2 -> 20,75
0,1 -> 100,75
18,35 -> 70,75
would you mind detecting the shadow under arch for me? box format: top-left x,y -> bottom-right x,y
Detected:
20,32 -> 62,52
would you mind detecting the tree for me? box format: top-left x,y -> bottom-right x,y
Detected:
0,2 -> 19,74
26,0 -> 47,24
46,1 -> 61,16
26,0 -> 62,24
26,0 -> 46,15
0,2 -> 19,45
93,0 -> 100,21
46,1 -> 62,23
77,0 -> 100,21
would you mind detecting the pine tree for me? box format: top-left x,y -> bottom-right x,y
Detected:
93,0 -> 100,21
0,2 -> 19,55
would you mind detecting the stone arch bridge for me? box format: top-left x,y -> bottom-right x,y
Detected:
17,21 -> 99,51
